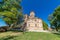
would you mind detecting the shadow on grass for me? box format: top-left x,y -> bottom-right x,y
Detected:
53,32 -> 60,38
0,36 -> 17,40
54,33 -> 60,35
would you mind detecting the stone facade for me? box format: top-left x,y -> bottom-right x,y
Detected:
24,11 -> 43,31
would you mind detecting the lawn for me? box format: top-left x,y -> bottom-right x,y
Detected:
0,31 -> 60,40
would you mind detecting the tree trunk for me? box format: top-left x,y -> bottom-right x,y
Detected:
56,28 -> 58,31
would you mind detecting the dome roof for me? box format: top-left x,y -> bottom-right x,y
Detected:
30,11 -> 35,16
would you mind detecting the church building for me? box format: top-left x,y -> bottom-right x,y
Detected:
23,11 -> 44,32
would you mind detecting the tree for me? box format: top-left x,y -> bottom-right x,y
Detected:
43,21 -> 48,30
0,0 -> 23,28
48,6 -> 60,31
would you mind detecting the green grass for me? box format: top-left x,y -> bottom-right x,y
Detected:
0,32 -> 60,40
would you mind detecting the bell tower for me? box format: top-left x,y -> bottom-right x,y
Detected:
29,11 -> 35,19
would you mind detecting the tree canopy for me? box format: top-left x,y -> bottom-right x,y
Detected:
48,6 -> 60,31
43,21 -> 48,30
0,0 -> 23,27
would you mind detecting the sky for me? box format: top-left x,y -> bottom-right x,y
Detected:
21,0 -> 60,27
0,0 -> 60,27
0,19 -> 7,27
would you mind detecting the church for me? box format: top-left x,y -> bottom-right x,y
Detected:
22,11 -> 44,32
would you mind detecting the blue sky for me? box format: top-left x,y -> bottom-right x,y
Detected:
21,0 -> 60,27
0,0 -> 60,27
0,19 -> 7,27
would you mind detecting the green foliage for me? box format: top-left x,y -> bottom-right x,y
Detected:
43,21 -> 48,30
48,6 -> 60,31
0,0 -> 23,27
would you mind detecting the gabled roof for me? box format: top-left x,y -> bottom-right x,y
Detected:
0,19 -> 8,27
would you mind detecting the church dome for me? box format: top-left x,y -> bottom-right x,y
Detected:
29,11 -> 35,19
30,11 -> 35,16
